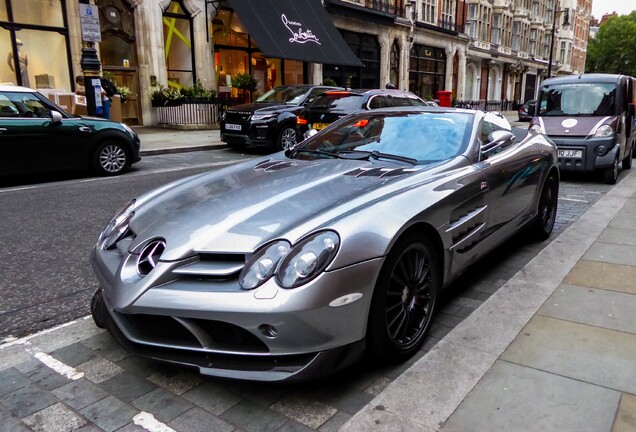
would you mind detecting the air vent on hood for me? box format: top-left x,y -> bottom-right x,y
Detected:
344,167 -> 420,178
254,160 -> 297,172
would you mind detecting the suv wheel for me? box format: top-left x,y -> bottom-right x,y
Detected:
278,126 -> 297,151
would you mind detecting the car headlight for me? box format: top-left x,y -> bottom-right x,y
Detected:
98,199 -> 136,249
594,124 -> 614,138
221,111 -> 227,121
239,240 -> 291,290
251,113 -> 275,121
276,231 -> 340,289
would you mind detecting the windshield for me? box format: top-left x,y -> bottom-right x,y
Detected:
539,82 -> 618,116
309,94 -> 364,110
294,112 -> 473,164
256,86 -> 309,104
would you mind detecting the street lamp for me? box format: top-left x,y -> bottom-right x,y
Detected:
547,0 -> 570,77
406,0 -> 417,48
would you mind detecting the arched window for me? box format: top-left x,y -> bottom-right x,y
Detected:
163,0 -> 195,88
390,40 -> 400,86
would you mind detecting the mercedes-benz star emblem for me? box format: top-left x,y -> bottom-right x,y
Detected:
137,240 -> 166,276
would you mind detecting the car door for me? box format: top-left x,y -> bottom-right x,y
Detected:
477,118 -> 543,232
0,91 -> 52,175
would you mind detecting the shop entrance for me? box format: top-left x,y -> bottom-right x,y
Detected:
97,0 -> 141,124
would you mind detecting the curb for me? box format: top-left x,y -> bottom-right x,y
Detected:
139,144 -> 227,157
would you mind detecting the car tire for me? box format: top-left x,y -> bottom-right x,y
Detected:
604,154 -> 619,185
93,141 -> 129,176
90,289 -> 106,329
367,233 -> 439,363
531,174 -> 558,240
623,152 -> 633,170
277,125 -> 297,151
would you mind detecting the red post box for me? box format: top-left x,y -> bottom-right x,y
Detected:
436,90 -> 452,107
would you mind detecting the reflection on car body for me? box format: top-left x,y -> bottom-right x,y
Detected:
91,107 -> 559,382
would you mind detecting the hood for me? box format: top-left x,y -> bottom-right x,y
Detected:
539,115 -> 615,137
128,157 -> 435,260
227,102 -> 300,114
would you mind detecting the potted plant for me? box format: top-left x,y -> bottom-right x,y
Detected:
231,73 -> 257,103
117,86 -> 131,104
149,85 -> 184,107
180,79 -> 217,102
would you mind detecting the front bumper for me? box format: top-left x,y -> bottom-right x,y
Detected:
220,120 -> 278,148
90,246 -> 382,381
549,136 -> 618,172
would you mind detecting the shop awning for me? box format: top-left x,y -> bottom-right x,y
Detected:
226,0 -> 363,67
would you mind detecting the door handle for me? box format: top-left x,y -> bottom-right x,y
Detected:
79,126 -> 92,133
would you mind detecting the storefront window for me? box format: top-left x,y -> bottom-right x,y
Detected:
163,0 -> 194,88
409,44 -> 446,99
213,10 -> 248,48
323,30 -> 379,89
13,30 -> 70,90
11,0 -> 64,27
284,60 -> 303,85
0,0 -> 71,90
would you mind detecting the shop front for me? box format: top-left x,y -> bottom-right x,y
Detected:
322,29 -> 380,89
409,44 -> 446,100
213,0 -> 361,101
0,0 -> 73,92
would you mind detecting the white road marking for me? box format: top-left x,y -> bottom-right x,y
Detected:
0,319 -> 79,350
20,342 -> 84,380
558,197 -> 589,203
133,412 -> 177,432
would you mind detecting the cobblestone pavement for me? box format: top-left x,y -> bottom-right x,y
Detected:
0,173 -> 620,432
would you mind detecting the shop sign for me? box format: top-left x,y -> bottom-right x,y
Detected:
79,4 -> 102,43
282,14 -> 320,45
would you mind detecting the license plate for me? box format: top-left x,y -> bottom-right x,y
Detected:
311,122 -> 330,131
225,123 -> 241,131
558,149 -> 582,158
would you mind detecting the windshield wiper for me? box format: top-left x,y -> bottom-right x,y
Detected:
338,150 -> 417,165
290,148 -> 345,159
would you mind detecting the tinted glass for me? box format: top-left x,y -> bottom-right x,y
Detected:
297,112 -> 474,163
256,86 -> 309,104
539,83 -> 617,116
0,92 -> 55,117
308,94 -> 363,111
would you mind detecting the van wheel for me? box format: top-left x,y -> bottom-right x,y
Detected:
604,154 -> 619,184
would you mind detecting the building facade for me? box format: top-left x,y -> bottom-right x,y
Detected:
0,0 -> 591,126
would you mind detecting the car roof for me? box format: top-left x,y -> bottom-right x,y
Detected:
542,73 -> 624,85
0,85 -> 35,93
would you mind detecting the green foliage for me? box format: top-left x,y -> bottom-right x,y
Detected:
149,85 -> 184,105
586,12 -> 636,76
232,73 -> 258,91
180,79 -> 217,99
116,86 -> 131,102
323,78 -> 337,87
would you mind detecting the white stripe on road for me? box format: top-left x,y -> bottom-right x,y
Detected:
0,319 -> 79,349
558,197 -> 589,203
134,412 -> 177,432
32,351 -> 84,380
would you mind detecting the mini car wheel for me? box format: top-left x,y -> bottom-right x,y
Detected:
93,141 -> 128,176
623,150 -> 633,170
604,154 -> 619,185
278,125 -> 297,151
367,234 -> 439,363
531,174 -> 558,240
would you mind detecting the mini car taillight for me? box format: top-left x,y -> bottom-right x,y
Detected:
297,117 -> 307,125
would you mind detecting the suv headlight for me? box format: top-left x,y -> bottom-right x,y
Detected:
98,199 -> 136,249
240,240 -> 291,289
276,231 -> 340,289
594,124 -> 614,138
251,113 -> 275,121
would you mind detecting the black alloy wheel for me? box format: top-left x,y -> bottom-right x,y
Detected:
531,174 -> 558,240
93,141 -> 129,176
367,234 -> 439,362
604,154 -> 619,185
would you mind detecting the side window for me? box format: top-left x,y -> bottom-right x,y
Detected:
479,121 -> 495,143
4,92 -> 53,118
305,88 -> 325,105
391,96 -> 412,107
409,97 -> 427,106
0,95 -> 20,117
368,95 -> 391,109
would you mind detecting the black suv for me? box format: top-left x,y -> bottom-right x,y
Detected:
296,89 -> 436,138
220,85 -> 340,150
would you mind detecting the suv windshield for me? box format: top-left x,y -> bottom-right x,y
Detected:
256,86 -> 309,104
539,82 -> 617,116
308,94 -> 364,111
294,111 -> 473,164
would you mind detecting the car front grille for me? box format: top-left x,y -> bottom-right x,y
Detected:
172,253 -> 246,280
224,111 -> 251,122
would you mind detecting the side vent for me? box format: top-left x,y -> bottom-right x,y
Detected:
254,160 -> 296,172
344,167 -> 420,178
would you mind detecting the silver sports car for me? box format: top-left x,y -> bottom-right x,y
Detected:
91,107 -> 558,382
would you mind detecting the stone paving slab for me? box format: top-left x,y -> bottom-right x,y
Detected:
583,242 -> 636,266
440,360 -> 620,432
612,393 -> 636,432
562,259 -> 636,294
501,315 -> 636,395
539,283 -> 636,334
598,227 -> 636,247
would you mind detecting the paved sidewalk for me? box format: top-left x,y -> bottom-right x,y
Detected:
342,169 -> 636,431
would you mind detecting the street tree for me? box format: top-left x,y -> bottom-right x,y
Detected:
586,11 -> 636,77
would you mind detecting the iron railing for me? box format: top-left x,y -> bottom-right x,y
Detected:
156,100 -> 220,126
455,100 -> 516,111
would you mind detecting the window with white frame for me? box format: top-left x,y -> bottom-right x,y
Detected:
421,0 -> 436,25
512,21 -> 521,50
559,40 -> 566,63
441,0 -> 455,26
492,13 -> 502,44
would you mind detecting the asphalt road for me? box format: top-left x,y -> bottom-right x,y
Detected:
0,145 -> 622,341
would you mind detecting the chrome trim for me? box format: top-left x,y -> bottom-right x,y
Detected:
173,261 -> 244,277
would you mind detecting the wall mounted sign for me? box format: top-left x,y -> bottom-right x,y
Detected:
79,4 -> 102,43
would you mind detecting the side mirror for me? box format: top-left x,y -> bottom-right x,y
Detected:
303,128 -> 318,141
49,110 -> 63,124
481,130 -> 515,157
